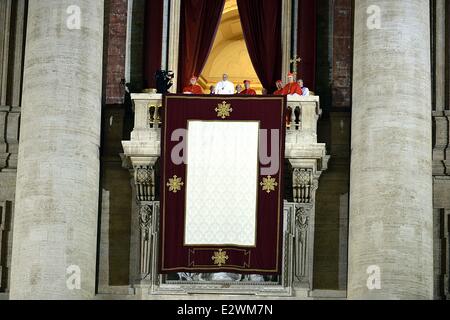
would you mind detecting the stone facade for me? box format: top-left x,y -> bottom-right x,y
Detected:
432,0 -> 450,300
104,0 -> 128,105
0,0 -> 448,300
331,0 -> 353,110
313,0 -> 352,291
0,0 -> 26,295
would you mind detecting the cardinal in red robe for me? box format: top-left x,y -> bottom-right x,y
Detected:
240,80 -> 257,95
183,76 -> 203,95
274,80 -> 284,95
282,73 -> 303,96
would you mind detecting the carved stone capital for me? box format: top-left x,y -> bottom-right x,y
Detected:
134,165 -> 155,202
291,166 -> 322,204
121,156 -> 159,202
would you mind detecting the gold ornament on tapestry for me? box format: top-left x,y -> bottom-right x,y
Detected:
211,249 -> 229,267
260,176 -> 278,194
215,101 -> 233,119
166,175 -> 184,193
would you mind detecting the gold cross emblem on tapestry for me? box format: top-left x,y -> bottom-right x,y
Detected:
212,249 -> 229,267
260,176 -> 278,194
166,175 -> 184,193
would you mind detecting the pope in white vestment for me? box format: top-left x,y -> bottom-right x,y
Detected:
214,73 -> 235,95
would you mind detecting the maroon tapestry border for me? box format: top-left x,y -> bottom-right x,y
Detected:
159,95 -> 286,275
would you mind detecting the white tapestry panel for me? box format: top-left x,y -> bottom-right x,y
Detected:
184,121 -> 259,246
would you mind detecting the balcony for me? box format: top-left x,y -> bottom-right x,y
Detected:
123,93 -> 327,164
121,93 -> 329,297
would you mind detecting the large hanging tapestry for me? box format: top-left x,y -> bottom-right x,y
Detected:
160,95 -> 286,274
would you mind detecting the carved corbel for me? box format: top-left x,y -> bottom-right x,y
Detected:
288,160 -> 322,291
121,155 -> 160,284
132,163 -> 158,282
292,168 -> 320,204
134,165 -> 155,201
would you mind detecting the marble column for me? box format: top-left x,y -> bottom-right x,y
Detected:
167,0 -> 181,93
10,0 -> 104,299
349,0 -> 433,299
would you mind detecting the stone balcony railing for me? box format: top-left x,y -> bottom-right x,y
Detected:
121,93 -> 329,297
123,94 -> 329,202
123,93 -> 328,163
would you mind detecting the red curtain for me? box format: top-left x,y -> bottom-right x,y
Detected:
177,0 -> 225,92
298,0 -> 317,91
144,0 -> 164,89
237,0 -> 282,94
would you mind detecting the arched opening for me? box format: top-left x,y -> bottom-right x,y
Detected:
199,0 -> 262,94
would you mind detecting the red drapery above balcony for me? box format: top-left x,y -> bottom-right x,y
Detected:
237,0 -> 283,94
298,0 -> 317,91
177,0 -> 225,93
143,0 -> 317,92
144,0 -> 164,89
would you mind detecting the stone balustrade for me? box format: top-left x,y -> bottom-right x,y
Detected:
123,93 -> 326,160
